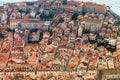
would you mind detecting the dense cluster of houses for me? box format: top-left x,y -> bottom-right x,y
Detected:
0,0 -> 119,80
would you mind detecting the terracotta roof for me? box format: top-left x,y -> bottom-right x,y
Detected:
85,2 -> 106,10
5,32 -> 13,42
67,1 -> 79,5
4,75 -> 12,80
10,19 -> 42,23
15,2 -> 26,6
0,53 -> 9,64
12,46 -> 23,51
9,53 -> 24,61
89,62 -> 97,70
0,28 -> 7,33
14,37 -> 24,47
83,73 -> 95,80
28,54 -> 38,61
24,44 -> 38,52
53,13 -> 62,21
69,33 -> 76,37
1,41 -> 12,53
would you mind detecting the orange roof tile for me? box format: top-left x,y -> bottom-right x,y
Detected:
10,19 -> 42,23
67,1 -> 79,5
0,28 -> 7,33
14,37 -> 24,47
85,2 -> 106,10
28,54 -> 38,61
24,44 -> 38,52
0,53 -> 9,63
4,75 -> 12,80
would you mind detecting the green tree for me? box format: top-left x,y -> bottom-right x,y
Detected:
0,33 -> 5,39
59,17 -> 64,23
71,12 -> 79,20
